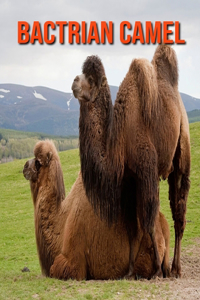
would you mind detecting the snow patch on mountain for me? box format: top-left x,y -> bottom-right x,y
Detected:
17,96 -> 22,99
0,95 -> 5,98
67,94 -> 73,110
33,90 -> 47,101
0,89 -> 10,93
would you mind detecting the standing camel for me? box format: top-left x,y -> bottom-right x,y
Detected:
71,44 -> 190,278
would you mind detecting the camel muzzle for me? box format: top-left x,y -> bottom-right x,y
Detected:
23,159 -> 35,180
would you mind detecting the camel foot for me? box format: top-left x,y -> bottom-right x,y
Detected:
124,271 -> 137,280
162,265 -> 171,278
171,259 -> 181,278
152,267 -> 163,279
171,267 -> 181,278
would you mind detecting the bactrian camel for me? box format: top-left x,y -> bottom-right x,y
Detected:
23,140 -> 170,280
71,44 -> 190,278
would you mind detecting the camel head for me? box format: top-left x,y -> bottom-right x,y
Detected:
71,55 -> 107,102
23,140 -> 65,203
23,157 -> 41,182
23,140 -> 53,182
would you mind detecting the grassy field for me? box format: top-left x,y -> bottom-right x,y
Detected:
0,123 -> 200,299
0,128 -> 78,140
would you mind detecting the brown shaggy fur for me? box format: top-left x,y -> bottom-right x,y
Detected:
72,44 -> 191,278
23,140 -> 170,280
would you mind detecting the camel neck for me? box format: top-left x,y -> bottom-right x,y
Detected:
79,84 -> 125,223
33,170 -> 65,276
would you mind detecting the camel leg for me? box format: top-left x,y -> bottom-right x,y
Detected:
149,229 -> 163,278
168,135 -> 190,278
138,147 -> 162,278
51,215 -> 87,280
162,250 -> 170,278
121,174 -> 140,279
51,251 -> 87,281
160,213 -> 170,278
125,230 -> 143,279
168,172 -> 190,277
50,250 -> 87,280
125,241 -> 136,279
126,145 -> 162,279
126,190 -> 162,279
50,254 -> 81,280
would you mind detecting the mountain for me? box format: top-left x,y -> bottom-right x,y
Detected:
180,93 -> 200,111
0,83 -> 199,136
0,84 -> 76,136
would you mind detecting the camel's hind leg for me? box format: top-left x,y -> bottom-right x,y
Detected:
168,133 -> 190,278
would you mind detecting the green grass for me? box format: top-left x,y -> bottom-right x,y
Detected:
0,123 -> 200,299
0,127 -> 78,140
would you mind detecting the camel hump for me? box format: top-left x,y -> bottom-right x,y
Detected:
152,44 -> 178,87
129,58 -> 158,126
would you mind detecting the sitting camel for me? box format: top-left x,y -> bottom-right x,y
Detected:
23,140 -> 170,280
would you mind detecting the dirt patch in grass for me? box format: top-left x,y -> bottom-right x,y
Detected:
139,238 -> 200,300
54,239 -> 200,300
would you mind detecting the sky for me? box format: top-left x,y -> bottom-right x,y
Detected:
0,0 -> 199,98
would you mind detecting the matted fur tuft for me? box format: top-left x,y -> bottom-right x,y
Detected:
152,44 -> 178,87
82,55 -> 106,88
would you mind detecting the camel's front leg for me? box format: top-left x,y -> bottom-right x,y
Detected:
126,144 -> 162,279
50,253 -> 87,281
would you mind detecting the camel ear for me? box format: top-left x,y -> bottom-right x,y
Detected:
101,75 -> 107,87
46,151 -> 53,165
37,157 -> 44,166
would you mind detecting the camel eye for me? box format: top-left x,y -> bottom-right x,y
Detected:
35,160 -> 41,171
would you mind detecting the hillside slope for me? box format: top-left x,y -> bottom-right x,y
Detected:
0,83 -> 199,136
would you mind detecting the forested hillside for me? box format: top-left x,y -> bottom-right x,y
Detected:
0,128 -> 78,163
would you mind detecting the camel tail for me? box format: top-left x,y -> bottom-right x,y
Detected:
129,58 -> 158,127
152,44 -> 178,87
